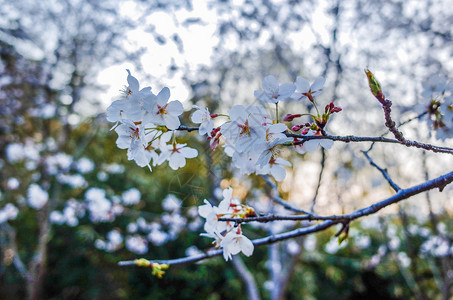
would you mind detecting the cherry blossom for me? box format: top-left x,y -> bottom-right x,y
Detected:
220,226 -> 254,261
292,76 -> 325,102
144,87 -> 183,130
191,105 -> 215,136
221,105 -> 267,153
254,75 -> 295,103
256,157 -> 292,182
160,143 -> 198,170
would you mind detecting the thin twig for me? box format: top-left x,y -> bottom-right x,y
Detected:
311,148 -> 326,213
177,125 -> 199,132
361,150 -> 401,192
365,111 -> 428,153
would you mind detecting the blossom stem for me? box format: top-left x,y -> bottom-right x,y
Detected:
312,100 -> 320,116
275,103 -> 279,123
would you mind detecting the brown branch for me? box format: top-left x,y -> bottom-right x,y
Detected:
311,148 -> 326,212
287,133 -> 453,155
176,125 -> 453,154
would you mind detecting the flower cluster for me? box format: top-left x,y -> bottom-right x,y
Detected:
189,75 -> 340,181
108,72 -> 341,182
106,70 -> 198,170
198,188 -> 255,261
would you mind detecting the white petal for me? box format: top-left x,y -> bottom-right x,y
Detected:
180,147 -> 198,158
223,248 -> 232,261
320,138 -> 334,149
168,100 -> 184,116
268,123 -> 288,134
157,87 -> 170,105
275,157 -> 292,167
223,187 -> 233,200
278,83 -> 296,98
191,110 -> 204,123
198,121 -> 213,136
270,165 -> 286,182
198,200 -> 213,218
228,105 -> 246,121
311,77 -> 326,91
262,75 -> 279,91
240,236 -> 254,256
165,115 -> 181,130
302,140 -> 319,152
295,76 -> 310,92
169,153 -> 185,170
254,90 -> 267,102
126,69 -> 139,92
256,151 -> 272,167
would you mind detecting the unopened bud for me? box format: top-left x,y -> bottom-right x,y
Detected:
365,69 -> 384,102
292,125 -> 303,131
283,114 -> 302,122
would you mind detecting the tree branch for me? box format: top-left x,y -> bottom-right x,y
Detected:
176,125 -> 453,154
118,170 -> 453,267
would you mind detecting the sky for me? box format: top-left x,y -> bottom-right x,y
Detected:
97,1 -> 220,111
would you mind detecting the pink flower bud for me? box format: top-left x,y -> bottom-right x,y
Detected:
292,125 -> 303,131
283,114 -> 302,122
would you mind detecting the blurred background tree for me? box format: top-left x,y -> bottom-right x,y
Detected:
0,0 -> 452,299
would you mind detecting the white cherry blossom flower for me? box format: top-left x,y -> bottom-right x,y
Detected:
106,99 -> 133,124
160,143 -> 198,170
198,199 -> 229,234
221,105 -> 267,153
220,227 -> 254,261
264,123 -> 288,143
256,157 -> 291,182
292,76 -> 325,102
107,71 -> 152,125
225,146 -> 260,176
114,121 -> 155,169
256,137 -> 292,168
115,120 -> 146,150
254,75 -> 295,103
144,87 -> 183,130
191,105 -> 214,135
